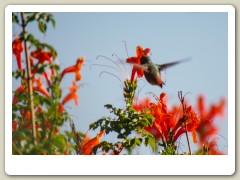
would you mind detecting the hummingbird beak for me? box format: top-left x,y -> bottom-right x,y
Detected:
159,82 -> 165,88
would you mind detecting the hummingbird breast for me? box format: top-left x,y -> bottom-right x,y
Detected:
144,65 -> 164,87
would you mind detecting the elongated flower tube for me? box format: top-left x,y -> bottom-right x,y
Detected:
62,81 -> 79,106
34,77 -> 51,97
81,130 -> 105,155
12,37 -> 23,70
61,56 -> 84,81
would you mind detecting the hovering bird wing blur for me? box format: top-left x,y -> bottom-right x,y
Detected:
157,57 -> 191,71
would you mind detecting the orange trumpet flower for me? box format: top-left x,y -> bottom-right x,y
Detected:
62,81 -> 79,106
135,92 -> 200,144
61,56 -> 84,81
173,106 -> 200,143
31,48 -> 53,64
126,46 -> 150,81
82,130 -> 105,155
34,77 -> 51,97
196,95 -> 226,154
12,37 -> 24,70
31,48 -> 54,75
133,97 -> 151,112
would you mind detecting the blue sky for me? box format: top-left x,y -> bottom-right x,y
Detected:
12,12 -> 228,154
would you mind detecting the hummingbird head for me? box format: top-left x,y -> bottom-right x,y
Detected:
140,56 -> 151,65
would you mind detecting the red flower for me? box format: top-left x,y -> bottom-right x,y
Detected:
42,70 -> 51,85
12,120 -> 18,131
173,106 -> 200,143
82,130 -> 105,155
143,93 -> 200,144
13,84 -> 26,104
12,37 -> 24,70
19,109 -> 32,129
61,56 -> 84,81
35,106 -> 44,114
62,81 -> 79,106
147,93 -> 174,140
196,95 -> 226,154
31,59 -> 52,85
58,103 -> 65,113
31,48 -> 53,64
126,46 -> 150,81
31,48 -> 54,75
34,77 -> 51,97
133,97 -> 151,112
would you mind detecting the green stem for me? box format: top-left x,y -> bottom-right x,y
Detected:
48,80 -> 60,144
20,12 -> 37,145
178,91 -> 191,155
184,124 -> 191,155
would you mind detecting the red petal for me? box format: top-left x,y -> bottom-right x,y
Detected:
136,46 -> 144,57
61,66 -> 77,80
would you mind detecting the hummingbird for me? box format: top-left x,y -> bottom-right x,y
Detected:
132,56 -> 190,88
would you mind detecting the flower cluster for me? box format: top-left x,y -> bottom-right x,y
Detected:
12,12 -> 85,155
12,41 -> 84,110
12,12 -> 226,155
133,91 -> 226,154
196,95 -> 226,154
133,92 -> 201,154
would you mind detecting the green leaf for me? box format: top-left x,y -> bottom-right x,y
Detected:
26,12 -> 38,24
50,18 -> 56,27
51,134 -> 67,148
13,130 -> 27,139
39,43 -> 57,59
89,121 -> 100,130
12,12 -> 19,23
26,34 -> 42,48
148,136 -> 155,152
117,134 -> 125,139
130,138 -> 136,147
12,70 -> 23,79
38,21 -> 47,34
92,144 -> 101,154
122,139 -> 130,147
104,104 -> 113,109
135,137 -> 142,146
26,34 -> 36,43
19,31 -> 28,40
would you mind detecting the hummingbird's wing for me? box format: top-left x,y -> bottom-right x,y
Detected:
157,57 -> 191,71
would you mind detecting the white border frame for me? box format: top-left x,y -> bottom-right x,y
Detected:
5,5 -> 235,175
